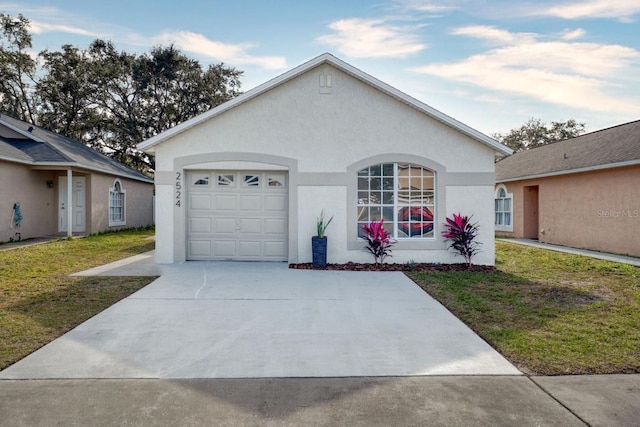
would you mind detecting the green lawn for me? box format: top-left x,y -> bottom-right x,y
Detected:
0,229 -> 157,371
408,241 -> 640,375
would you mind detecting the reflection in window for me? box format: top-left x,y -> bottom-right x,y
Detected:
217,174 -> 235,186
267,174 -> 285,187
357,163 -> 435,239
194,176 -> 209,186
243,175 -> 260,187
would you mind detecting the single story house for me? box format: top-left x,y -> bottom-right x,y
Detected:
138,53 -> 512,265
495,119 -> 640,257
0,113 -> 154,243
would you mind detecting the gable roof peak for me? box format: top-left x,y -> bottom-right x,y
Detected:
138,52 -> 512,156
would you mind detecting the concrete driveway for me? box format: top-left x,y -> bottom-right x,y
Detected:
0,260 -> 519,379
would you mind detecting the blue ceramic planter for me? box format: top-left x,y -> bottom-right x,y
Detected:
312,236 -> 328,268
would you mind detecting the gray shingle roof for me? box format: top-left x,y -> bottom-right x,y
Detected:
496,119 -> 640,182
0,113 -> 152,183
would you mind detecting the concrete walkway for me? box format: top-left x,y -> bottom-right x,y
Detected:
499,238 -> 640,267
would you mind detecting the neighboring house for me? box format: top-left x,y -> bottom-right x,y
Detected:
0,113 -> 154,243
495,119 -> 640,257
138,53 -> 512,265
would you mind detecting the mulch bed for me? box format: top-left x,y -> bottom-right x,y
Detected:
289,262 -> 497,272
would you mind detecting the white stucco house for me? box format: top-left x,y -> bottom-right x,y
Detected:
138,53 -> 511,265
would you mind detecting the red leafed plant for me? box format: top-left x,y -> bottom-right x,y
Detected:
442,213 -> 482,267
362,219 -> 395,265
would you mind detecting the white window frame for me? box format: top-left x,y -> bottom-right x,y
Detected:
109,179 -> 126,227
495,184 -> 513,232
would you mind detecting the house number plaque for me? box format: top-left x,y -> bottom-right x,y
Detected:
175,172 -> 182,207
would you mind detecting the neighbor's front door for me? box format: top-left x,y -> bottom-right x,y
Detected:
58,176 -> 86,233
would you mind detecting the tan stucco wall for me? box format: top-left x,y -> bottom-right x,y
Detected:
1,161 -> 153,243
0,160 -> 57,242
89,174 -> 154,232
497,165 -> 640,257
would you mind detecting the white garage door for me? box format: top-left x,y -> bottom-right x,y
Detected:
186,171 -> 288,261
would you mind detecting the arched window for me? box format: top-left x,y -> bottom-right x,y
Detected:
109,179 -> 126,226
495,184 -> 512,231
357,163 -> 435,239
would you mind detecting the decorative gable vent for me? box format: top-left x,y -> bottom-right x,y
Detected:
319,73 -> 332,94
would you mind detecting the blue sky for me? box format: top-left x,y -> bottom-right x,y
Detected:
2,0 -> 640,135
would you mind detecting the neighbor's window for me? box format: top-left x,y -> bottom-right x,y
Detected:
109,179 -> 126,226
357,163 -> 435,239
495,185 -> 512,231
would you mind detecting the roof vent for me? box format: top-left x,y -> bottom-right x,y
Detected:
563,153 -> 568,159
28,126 -> 34,132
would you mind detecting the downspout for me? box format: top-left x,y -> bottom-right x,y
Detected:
67,169 -> 73,238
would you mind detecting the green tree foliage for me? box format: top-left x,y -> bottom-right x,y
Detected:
1,14 -> 243,173
492,118 -> 586,153
0,13 -> 37,123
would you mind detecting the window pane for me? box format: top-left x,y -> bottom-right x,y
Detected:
397,190 -> 410,204
370,164 -> 382,176
243,175 -> 260,187
217,174 -> 234,186
370,177 -> 381,191
382,206 -> 393,221
382,163 -> 394,176
358,177 -> 369,191
382,191 -> 394,204
370,207 -> 381,220
422,176 -> 434,191
382,177 -> 394,190
357,207 -> 369,222
358,192 -> 369,204
267,174 -> 285,187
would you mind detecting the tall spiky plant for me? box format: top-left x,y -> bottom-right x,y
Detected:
442,213 -> 482,267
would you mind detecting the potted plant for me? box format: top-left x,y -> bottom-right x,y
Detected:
312,210 -> 333,268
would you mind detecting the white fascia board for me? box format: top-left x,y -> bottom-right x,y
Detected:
496,159 -> 640,183
137,53 -> 513,156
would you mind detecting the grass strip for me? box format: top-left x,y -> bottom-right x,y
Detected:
0,229 -> 156,370
408,241 -> 640,375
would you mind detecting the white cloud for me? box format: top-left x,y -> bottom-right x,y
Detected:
154,31 -> 287,70
0,3 -> 286,71
395,0 -> 461,13
451,25 -> 535,44
28,21 -> 99,38
540,0 -> 640,20
316,18 -> 426,58
411,26 -> 640,114
561,28 -> 586,40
